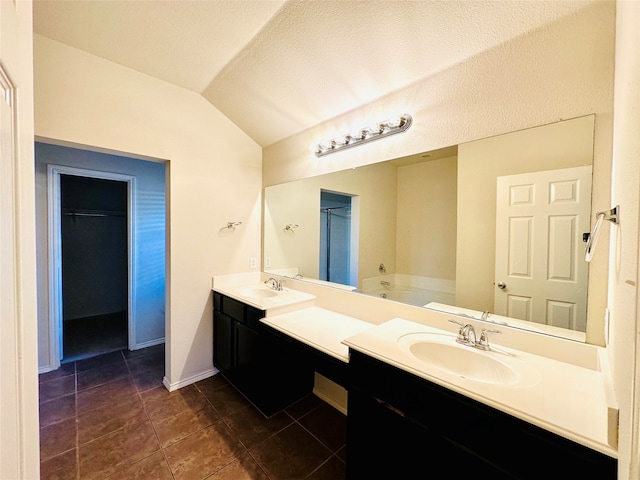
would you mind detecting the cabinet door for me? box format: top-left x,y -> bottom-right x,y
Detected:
347,390 -> 439,479
213,311 -> 234,372
235,322 -> 261,373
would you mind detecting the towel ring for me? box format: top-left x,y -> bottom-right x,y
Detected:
585,206 -> 618,262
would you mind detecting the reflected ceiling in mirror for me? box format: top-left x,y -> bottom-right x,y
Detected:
263,115 -> 597,342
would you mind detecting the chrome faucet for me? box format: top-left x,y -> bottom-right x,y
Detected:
462,323 -> 477,345
264,277 -> 283,291
449,319 -> 476,345
477,327 -> 502,350
448,319 -> 500,350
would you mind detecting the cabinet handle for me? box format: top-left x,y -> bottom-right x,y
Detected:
374,397 -> 407,418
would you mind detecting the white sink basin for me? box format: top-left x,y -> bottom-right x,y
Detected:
398,332 -> 537,386
236,286 -> 279,299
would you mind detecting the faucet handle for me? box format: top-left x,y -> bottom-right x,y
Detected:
448,319 -> 472,343
448,318 -> 464,329
264,277 -> 277,289
477,328 -> 501,350
448,318 -> 465,335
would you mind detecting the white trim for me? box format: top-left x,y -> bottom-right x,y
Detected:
0,59 -> 23,478
38,365 -> 56,375
47,165 -> 136,367
633,295 -> 640,480
163,368 -> 218,392
133,337 -> 165,350
349,195 -> 360,288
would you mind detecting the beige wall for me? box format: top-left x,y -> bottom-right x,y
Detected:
456,115 -> 602,341
265,155 -> 459,288
264,162 -> 397,287
34,35 -> 263,388
396,157 -> 457,279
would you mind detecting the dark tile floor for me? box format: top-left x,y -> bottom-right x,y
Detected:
62,312 -> 128,362
39,345 -> 347,479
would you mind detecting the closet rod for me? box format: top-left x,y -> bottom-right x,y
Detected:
63,210 -> 126,218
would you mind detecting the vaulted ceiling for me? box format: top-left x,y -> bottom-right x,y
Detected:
33,0 -> 595,147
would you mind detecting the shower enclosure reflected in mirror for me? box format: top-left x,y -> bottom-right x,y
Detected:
263,115 -> 600,342
319,190 -> 355,286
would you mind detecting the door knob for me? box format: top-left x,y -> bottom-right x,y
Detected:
497,281 -> 506,289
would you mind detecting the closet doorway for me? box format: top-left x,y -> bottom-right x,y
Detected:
319,190 -> 359,287
48,166 -> 136,365
61,174 -> 127,361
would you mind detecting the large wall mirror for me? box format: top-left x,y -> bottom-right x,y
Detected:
264,115 -> 599,342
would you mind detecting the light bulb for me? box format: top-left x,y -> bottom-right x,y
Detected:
386,116 -> 406,129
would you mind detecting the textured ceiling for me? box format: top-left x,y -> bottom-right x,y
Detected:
33,0 -> 595,147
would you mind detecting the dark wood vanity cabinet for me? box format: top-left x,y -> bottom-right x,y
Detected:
212,292 -> 312,416
260,322 -> 350,388
346,350 -> 617,480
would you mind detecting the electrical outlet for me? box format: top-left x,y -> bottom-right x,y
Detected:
265,256 -> 271,268
250,257 -> 257,269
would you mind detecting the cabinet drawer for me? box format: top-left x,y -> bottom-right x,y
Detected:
213,292 -> 266,326
222,295 -> 245,321
246,305 -> 265,329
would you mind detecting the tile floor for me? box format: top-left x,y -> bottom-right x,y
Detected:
62,312 -> 128,362
39,345 -> 347,479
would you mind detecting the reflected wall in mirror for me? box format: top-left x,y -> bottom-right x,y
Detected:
264,115 -> 597,342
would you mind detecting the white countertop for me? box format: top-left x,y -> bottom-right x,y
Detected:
212,280 -> 316,312
342,317 -> 618,458
260,306 -> 376,362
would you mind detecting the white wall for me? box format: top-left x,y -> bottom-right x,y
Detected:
35,142 -> 167,368
33,35 -> 263,389
609,1 -> 640,478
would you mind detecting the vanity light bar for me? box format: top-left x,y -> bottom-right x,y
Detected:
315,114 -> 413,157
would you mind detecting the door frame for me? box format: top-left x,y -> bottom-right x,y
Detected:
319,189 -> 359,288
47,165 -> 136,368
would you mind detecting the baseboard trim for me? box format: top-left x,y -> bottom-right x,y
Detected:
132,337 -> 165,350
163,367 -> 219,392
313,387 -> 347,415
38,365 -> 56,374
